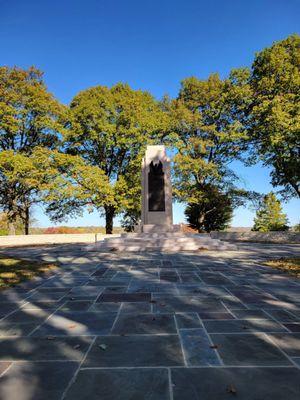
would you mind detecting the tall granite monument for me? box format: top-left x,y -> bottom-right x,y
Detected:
141,145 -> 174,231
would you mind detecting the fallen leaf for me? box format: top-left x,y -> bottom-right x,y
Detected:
68,324 -> 77,329
99,344 -> 107,350
226,384 -> 237,395
73,344 -> 81,349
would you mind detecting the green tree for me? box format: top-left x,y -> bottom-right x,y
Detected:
249,34 -> 300,198
184,185 -> 233,232
170,71 -> 254,213
44,152 -> 113,223
0,66 -> 67,234
65,83 -> 168,233
252,192 -> 289,232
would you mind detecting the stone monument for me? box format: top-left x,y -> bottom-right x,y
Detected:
140,145 -> 178,233
87,145 -> 236,251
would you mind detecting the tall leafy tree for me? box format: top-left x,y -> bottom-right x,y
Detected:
249,34 -> 300,198
0,66 -> 67,234
170,71 -> 255,221
65,83 -> 169,233
252,192 -> 289,231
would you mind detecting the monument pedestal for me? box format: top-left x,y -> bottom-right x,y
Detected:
87,145 -> 236,252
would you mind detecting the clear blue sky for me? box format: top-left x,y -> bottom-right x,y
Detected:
1,0 -> 299,227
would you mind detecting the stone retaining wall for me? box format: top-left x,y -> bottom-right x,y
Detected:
0,233 -> 120,247
210,231 -> 300,243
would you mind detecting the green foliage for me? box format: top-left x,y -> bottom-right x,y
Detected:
43,152 -> 112,222
184,185 -> 233,233
0,66 -> 68,233
169,71 -> 255,217
252,192 -> 289,232
64,83 -> 169,233
0,66 -> 67,153
249,34 -> 300,198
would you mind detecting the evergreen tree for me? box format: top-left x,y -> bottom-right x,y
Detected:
252,193 -> 289,232
184,185 -> 233,233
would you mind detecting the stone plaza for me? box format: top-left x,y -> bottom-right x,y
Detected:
0,242 -> 299,399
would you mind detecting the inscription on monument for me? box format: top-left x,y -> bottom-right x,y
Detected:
148,160 -> 165,211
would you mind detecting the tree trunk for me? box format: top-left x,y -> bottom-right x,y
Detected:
24,205 -> 30,235
105,206 -> 115,234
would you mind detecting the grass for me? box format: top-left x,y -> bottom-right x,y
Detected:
264,257 -> 300,278
0,255 -> 58,289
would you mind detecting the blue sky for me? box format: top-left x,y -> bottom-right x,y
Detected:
1,0 -> 299,227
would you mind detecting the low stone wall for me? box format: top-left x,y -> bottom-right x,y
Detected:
210,231 -> 300,243
0,233 -> 120,247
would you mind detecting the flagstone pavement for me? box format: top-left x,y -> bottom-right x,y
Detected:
0,242 -> 299,399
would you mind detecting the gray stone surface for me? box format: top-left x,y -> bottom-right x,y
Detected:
64,368 -> 170,400
171,367 -> 300,400
83,335 -> 184,367
0,243 -> 299,399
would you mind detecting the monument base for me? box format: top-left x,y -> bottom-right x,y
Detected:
135,224 -> 182,233
86,226 -> 237,252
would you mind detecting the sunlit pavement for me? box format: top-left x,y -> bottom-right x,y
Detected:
0,243 -> 299,399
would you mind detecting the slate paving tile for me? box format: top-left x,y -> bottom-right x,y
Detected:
0,322 -> 43,337
128,283 -> 177,293
86,280 -> 125,287
26,292 -> 66,302
244,299 -> 298,311
0,361 -> 78,400
97,292 -> 151,303
119,302 -> 151,314
89,302 -> 121,312
83,335 -> 184,367
179,274 -> 202,283
171,367 -> 300,400
198,312 -> 235,320
102,286 -> 128,294
0,336 -> 93,361
64,368 -> 170,400
32,312 -> 117,336
112,313 -> 176,334
266,333 -> 300,357
204,319 -> 287,333
231,309 -> 271,319
91,268 -> 108,277
176,285 -> 230,297
1,310 -> 51,324
266,309 -> 300,322
153,296 -> 228,313
175,313 -> 202,328
0,303 -> 21,319
284,323 -> 300,332
20,301 -> 64,311
179,328 -> 221,366
59,301 -> 93,312
209,333 -> 292,366
34,287 -> 70,294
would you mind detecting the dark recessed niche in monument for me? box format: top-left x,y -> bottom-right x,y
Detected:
148,160 -> 165,212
